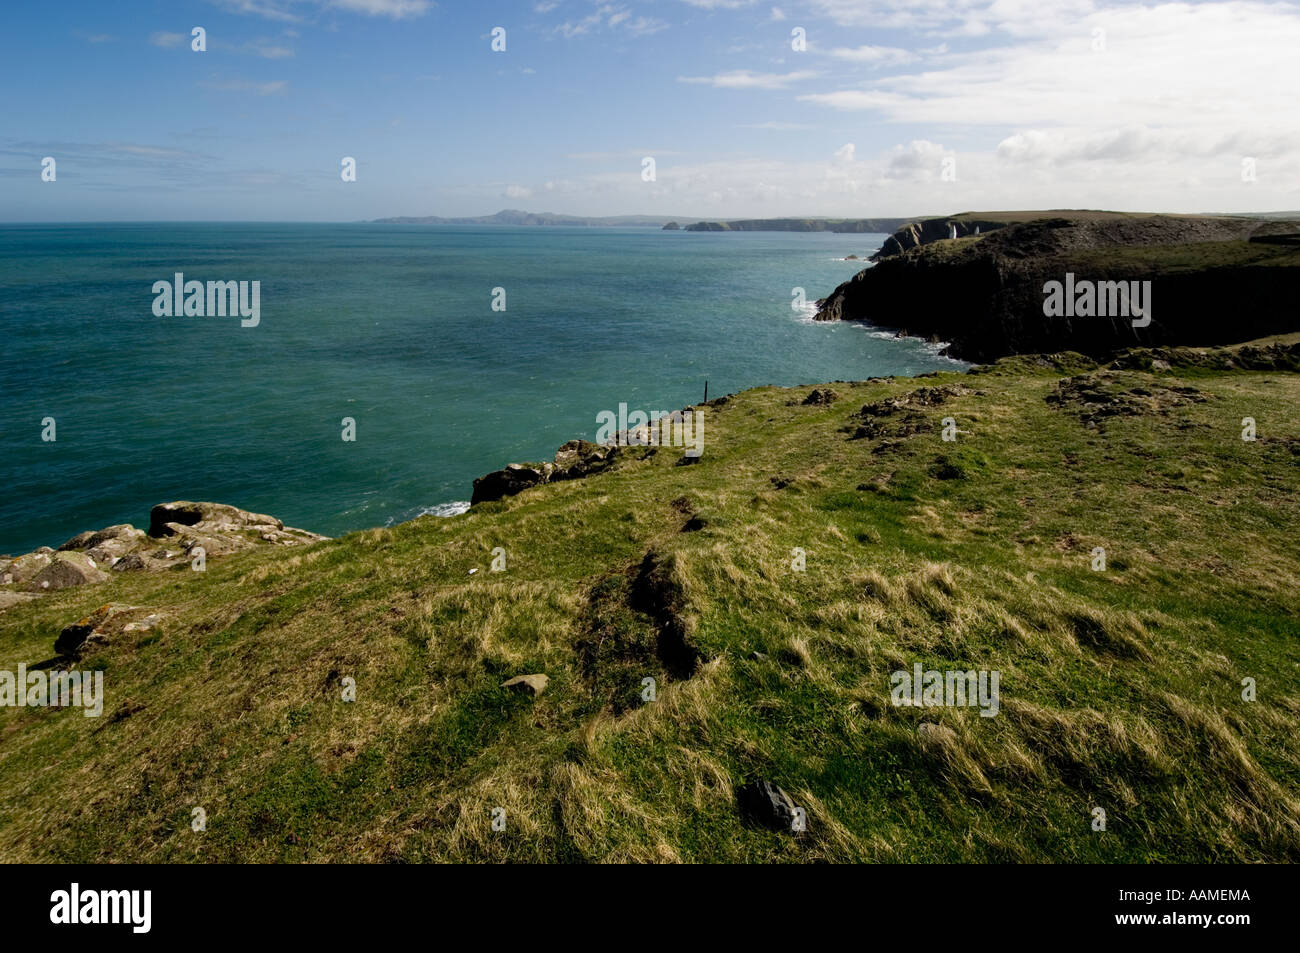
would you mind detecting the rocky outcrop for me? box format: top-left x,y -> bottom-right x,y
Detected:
27,552 -> 110,591
471,440 -> 623,504
872,216 -> 1008,259
55,603 -> 163,657
0,502 -> 326,611
816,214 -> 1300,362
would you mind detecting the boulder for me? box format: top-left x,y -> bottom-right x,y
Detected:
148,501 -> 283,539
56,603 -> 155,657
113,552 -> 171,573
57,531 -> 96,551
26,552 -> 109,591
737,779 -> 802,831
471,463 -> 553,504
4,549 -> 55,585
501,674 -> 549,697
175,533 -> 251,557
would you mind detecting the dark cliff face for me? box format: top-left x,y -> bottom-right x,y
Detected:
816,216 -> 1300,362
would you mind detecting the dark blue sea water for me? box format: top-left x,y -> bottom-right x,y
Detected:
0,223 -> 962,555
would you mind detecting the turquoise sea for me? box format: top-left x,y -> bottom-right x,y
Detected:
0,224 -> 962,555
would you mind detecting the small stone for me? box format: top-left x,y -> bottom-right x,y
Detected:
501,674 -> 548,697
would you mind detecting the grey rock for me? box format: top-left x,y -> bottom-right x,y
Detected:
501,673 -> 549,697
26,552 -> 109,591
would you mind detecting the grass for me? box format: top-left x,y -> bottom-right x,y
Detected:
2,339 -> 1299,862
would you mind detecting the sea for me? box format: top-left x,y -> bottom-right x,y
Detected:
0,223 -> 964,555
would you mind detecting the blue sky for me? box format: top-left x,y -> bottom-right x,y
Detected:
3,0 -> 1299,220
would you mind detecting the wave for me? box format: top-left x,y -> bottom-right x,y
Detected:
791,298 -> 821,324
860,327 -> 967,364
416,501 -> 471,518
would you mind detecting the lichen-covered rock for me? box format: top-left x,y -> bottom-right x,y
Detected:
148,501 -> 284,539
113,552 -> 172,573
4,549 -> 54,585
26,552 -> 109,591
56,603 -> 158,656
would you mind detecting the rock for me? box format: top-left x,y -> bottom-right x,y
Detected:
148,501 -> 283,539
113,552 -> 171,573
501,674 -> 549,696
737,779 -> 802,831
55,603 -> 154,656
471,463 -> 553,504
4,549 -> 54,585
175,532 -> 250,557
802,388 -> 839,406
122,613 -> 164,634
26,552 -> 109,591
57,531 -> 97,551
551,440 -> 619,481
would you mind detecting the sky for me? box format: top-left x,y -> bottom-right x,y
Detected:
2,0 -> 1299,221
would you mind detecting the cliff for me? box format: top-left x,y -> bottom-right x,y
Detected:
816,214 -> 1300,361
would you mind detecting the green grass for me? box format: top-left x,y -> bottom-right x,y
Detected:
2,339 -> 1299,862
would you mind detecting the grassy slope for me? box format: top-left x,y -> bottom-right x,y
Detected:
2,344 -> 1299,863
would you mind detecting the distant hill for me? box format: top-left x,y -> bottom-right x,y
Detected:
371,209 -> 684,227
680,218 -> 908,233
370,211 -> 912,232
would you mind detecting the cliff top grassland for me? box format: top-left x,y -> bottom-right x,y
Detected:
2,334 -> 1299,863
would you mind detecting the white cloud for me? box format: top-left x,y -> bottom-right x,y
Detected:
555,4 -> 668,37
504,184 -> 533,198
679,69 -> 818,89
149,31 -> 187,48
799,2 -> 1300,134
827,45 -> 918,66
212,0 -> 434,21
678,0 -> 759,8
244,37 -> 295,57
329,0 -> 432,16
